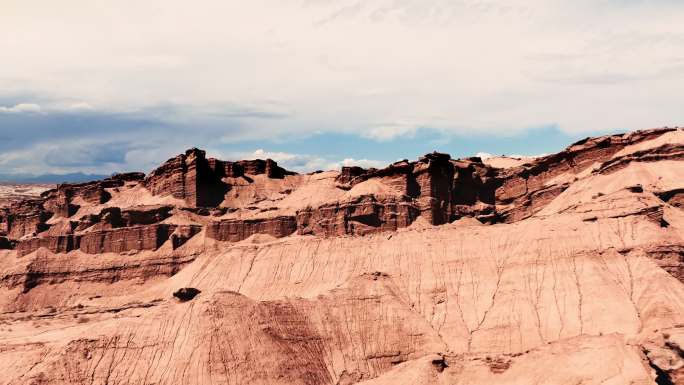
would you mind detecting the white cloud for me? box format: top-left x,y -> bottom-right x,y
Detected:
247,149 -> 328,171
0,101 -> 99,114
0,103 -> 42,113
221,149 -> 388,173
66,102 -> 94,111
1,0 -> 683,141
251,149 -> 301,163
362,122 -> 422,141
475,152 -> 546,160
331,158 -> 389,169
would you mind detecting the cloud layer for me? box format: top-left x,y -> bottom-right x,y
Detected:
1,0 -> 683,176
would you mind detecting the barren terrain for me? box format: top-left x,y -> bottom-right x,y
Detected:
2,127 -> 684,384
0,183 -> 53,207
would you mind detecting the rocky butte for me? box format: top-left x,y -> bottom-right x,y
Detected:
1,127 -> 684,384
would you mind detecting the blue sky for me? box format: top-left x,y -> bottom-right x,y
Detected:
0,103 -> 615,176
218,125 -> 594,170
1,0 -> 683,178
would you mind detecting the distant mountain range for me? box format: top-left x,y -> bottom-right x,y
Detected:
0,172 -> 110,184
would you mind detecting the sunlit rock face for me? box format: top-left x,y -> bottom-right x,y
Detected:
2,127 -> 684,384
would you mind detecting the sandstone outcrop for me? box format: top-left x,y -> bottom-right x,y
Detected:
0,127 -> 684,385
15,223 -> 202,256
335,165 -> 370,185
15,234 -> 78,256
78,224 -> 177,254
3,198 -> 51,239
41,173 -> 145,217
206,216 -> 297,242
296,195 -> 419,236
144,148 -> 293,207
491,127 -> 678,221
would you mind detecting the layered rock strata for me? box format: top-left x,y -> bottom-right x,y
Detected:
206,216 -> 297,242
144,148 -> 293,207
15,224 -> 201,256
2,128 -> 681,256
0,127 -> 684,384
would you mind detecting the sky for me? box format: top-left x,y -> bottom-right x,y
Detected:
1,0 -> 683,179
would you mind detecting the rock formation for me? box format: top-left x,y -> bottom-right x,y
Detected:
144,148 -> 292,207
1,127 -> 684,384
